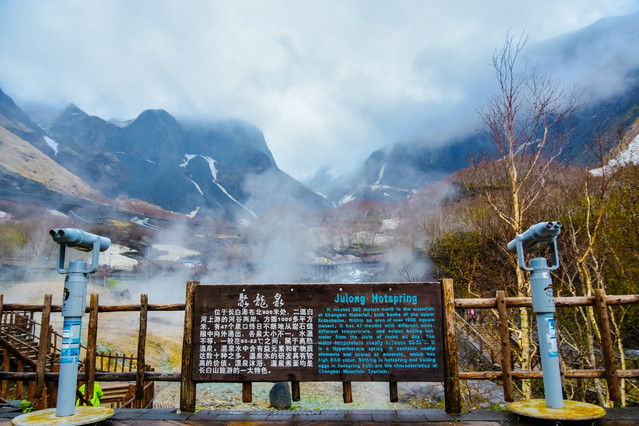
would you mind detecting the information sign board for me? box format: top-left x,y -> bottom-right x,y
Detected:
192,282 -> 443,382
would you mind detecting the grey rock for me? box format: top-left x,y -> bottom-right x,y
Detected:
269,382 -> 291,410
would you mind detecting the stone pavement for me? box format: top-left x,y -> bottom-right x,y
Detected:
1,407 -> 639,425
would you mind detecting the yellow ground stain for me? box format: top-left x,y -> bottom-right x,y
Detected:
509,399 -> 606,421
11,407 -> 113,425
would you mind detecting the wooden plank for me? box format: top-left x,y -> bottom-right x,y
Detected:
594,288 -> 622,403
342,381 -> 352,403
1,348 -> 8,399
604,294 -> 639,305
15,360 -> 23,399
242,382 -> 252,403
180,281 -> 198,412
0,296 -> 4,401
442,278 -> 461,414
47,363 -> 59,409
34,294 -> 52,398
496,290 -> 513,402
3,294 -> 639,314
0,367 -> 629,383
35,384 -> 46,410
291,380 -> 300,402
0,336 -> 37,369
618,369 -> 639,378
27,380 -> 34,401
565,369 -> 605,379
459,371 -> 503,379
454,294 -> 639,310
454,298 -> 498,309
389,381 -> 398,402
85,294 -> 99,402
136,294 -> 148,401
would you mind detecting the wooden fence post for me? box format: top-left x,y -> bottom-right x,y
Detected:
180,281 -> 198,412
594,288 -> 621,404
15,360 -> 23,399
291,381 -> 300,402
35,294 -> 52,403
496,290 -> 514,402
136,294 -> 148,405
342,382 -> 352,403
1,349 -> 8,399
442,278 -> 461,414
0,294 -> 5,400
242,382 -> 252,403
85,294 -> 99,404
47,363 -> 59,408
389,381 -> 398,402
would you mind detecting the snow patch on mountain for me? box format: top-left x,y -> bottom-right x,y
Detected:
180,154 -> 196,167
591,133 -> 639,176
340,194 -> 356,205
375,164 -> 386,185
188,178 -> 204,195
44,136 -> 58,155
202,156 -> 219,180
215,181 -> 258,218
179,153 -> 257,218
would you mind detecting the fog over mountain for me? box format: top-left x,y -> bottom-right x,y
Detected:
1,1 -> 637,181
0,88 -> 330,225
0,10 -> 637,220
309,11 -> 639,204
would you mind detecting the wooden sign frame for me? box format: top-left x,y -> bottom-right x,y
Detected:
190,282 -> 444,383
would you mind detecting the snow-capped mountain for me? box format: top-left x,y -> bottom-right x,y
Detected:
0,89 -> 330,223
314,11 -> 639,205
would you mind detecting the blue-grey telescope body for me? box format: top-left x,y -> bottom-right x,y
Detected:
507,221 -> 561,253
49,228 -> 111,252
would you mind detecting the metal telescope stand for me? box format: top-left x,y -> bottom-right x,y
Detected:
12,232 -> 113,425
508,229 -> 606,423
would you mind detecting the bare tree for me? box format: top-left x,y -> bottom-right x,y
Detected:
469,33 -> 579,398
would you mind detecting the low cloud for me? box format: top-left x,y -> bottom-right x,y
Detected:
0,1 -> 637,179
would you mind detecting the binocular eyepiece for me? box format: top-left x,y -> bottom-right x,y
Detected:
507,221 -> 561,254
49,228 -> 111,252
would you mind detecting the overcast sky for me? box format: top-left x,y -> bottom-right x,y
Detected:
1,1 -> 638,180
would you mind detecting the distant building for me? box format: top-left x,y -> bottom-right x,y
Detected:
178,258 -> 202,269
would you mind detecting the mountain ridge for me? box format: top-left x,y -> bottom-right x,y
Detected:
0,91 -> 330,224
314,11 -> 639,205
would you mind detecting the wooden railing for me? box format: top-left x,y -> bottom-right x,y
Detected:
0,280 -> 637,413
452,288 -> 639,406
0,294 -> 155,409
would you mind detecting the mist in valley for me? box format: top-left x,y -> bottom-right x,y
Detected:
0,178 -> 459,410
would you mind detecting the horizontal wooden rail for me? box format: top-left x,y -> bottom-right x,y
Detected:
3,366 -> 638,387
0,303 -> 186,313
2,285 -> 638,412
460,368 -> 639,381
454,294 -> 639,309
0,371 -> 180,382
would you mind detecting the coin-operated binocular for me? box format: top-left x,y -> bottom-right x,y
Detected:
49,228 -> 111,273
49,228 -> 110,417
507,223 -> 605,426
508,221 -> 563,409
507,221 -> 561,270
